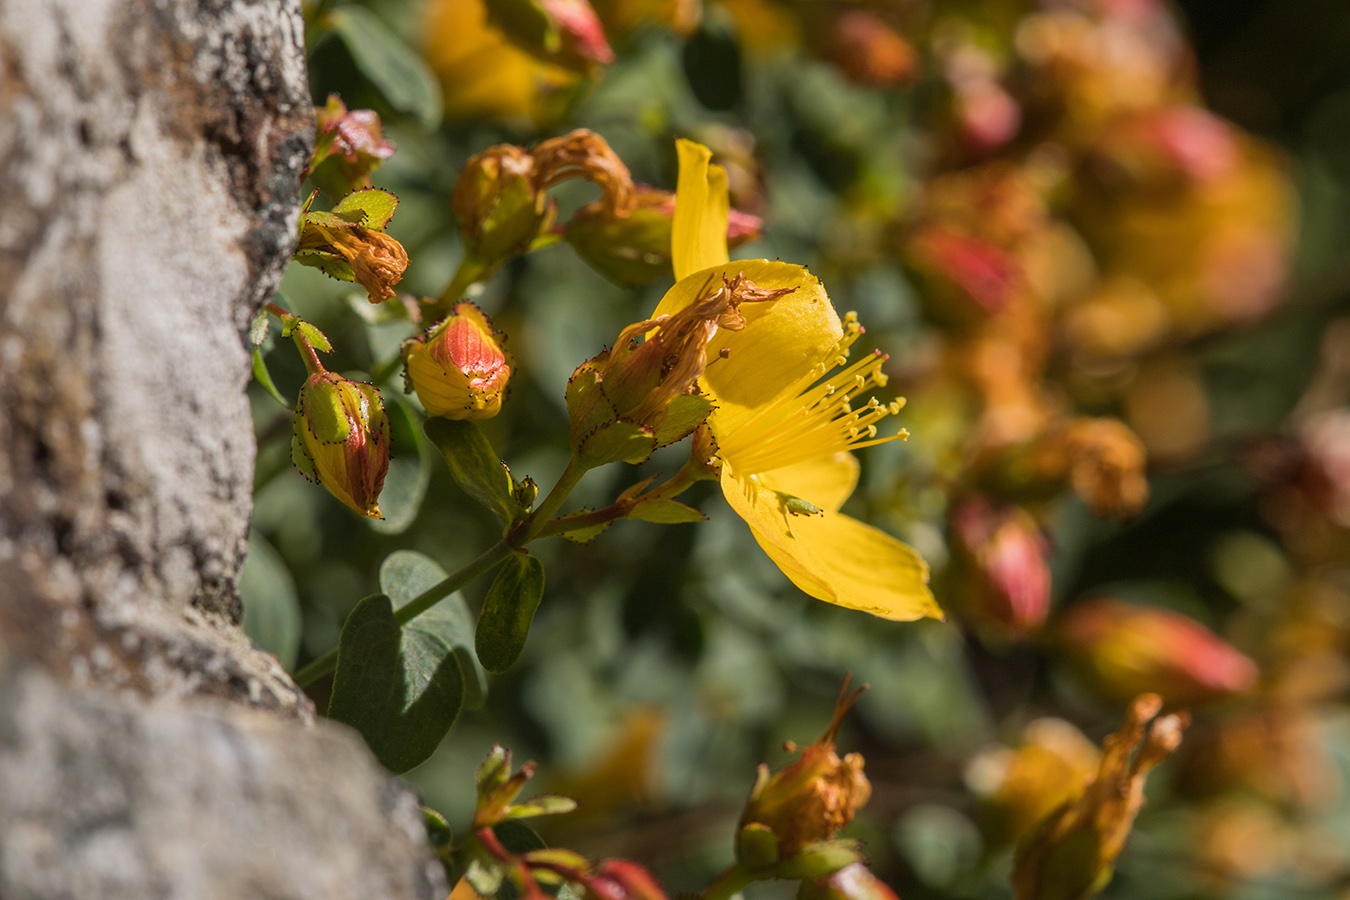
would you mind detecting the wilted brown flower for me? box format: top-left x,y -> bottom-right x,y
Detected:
296,224 -> 409,304
740,679 -> 872,858
1012,694 -> 1189,900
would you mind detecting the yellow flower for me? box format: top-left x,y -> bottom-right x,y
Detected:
655,140 -> 940,621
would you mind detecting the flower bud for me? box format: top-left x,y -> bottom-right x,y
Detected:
799,863 -> 901,900
453,130 -> 636,275
966,718 -> 1100,844
292,372 -> 391,519
1060,598 -> 1258,706
1012,695 -> 1188,900
308,95 -> 396,198
950,498 -> 1051,635
740,681 -> 872,861
566,185 -> 763,287
404,302 -> 511,420
486,0 -> 615,73
567,273 -> 789,465
453,144 -> 552,270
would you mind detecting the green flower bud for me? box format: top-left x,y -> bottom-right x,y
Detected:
292,372 -> 391,519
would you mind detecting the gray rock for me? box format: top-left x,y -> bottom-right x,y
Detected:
0,1 -> 449,896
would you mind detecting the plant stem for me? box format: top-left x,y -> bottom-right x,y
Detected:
700,865 -> 757,900
438,254 -> 488,308
293,459 -> 592,689
514,458 -> 590,545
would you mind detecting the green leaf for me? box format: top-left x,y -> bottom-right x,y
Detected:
302,208 -> 366,230
378,549 -> 489,710
424,418 -> 518,525
293,249 -> 357,283
506,795 -> 578,819
328,7 -> 443,130
557,518 -> 612,543
422,807 -> 453,849
239,530 -> 302,671
476,551 -> 545,673
578,420 -> 657,467
494,819 -> 546,853
251,348 -> 292,410
368,397 -> 432,536
332,188 -> 399,230
296,320 -> 333,353
327,594 -> 465,774
654,394 -> 713,447
628,498 -> 706,524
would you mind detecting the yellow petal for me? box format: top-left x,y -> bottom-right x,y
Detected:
721,464 -> 941,622
758,452 -> 859,514
672,139 -> 730,280
654,259 -> 843,435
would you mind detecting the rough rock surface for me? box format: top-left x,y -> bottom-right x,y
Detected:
0,663 -> 445,899
0,1 -> 446,897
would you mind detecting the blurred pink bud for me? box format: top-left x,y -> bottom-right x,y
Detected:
958,85 -> 1022,154
1097,107 -> 1238,185
543,0 -> 616,65
1060,598 -> 1258,705
911,228 -> 1020,314
952,499 -> 1051,634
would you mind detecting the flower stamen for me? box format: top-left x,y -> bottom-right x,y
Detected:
716,314 -> 908,475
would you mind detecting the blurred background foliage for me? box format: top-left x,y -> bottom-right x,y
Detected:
247,0 -> 1350,897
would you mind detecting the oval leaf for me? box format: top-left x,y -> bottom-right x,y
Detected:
379,549 -> 490,709
476,551 -> 546,673
327,593 -> 465,773
425,418 -> 518,525
328,7 -> 443,129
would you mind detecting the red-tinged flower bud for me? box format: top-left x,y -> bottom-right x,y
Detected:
566,186 -> 763,287
799,863 -> 901,900
486,0 -> 615,72
951,498 -> 1051,634
1060,598 -> 1259,706
740,681 -> 872,860
909,227 -> 1021,317
1093,107 -> 1238,188
404,302 -> 511,420
292,372 -> 391,519
308,95 -> 396,198
1013,695 -> 1187,900
589,860 -> 670,900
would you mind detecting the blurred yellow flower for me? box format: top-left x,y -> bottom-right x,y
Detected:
656,140 -> 940,621
424,0 -> 578,124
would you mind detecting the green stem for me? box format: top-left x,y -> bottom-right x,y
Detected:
513,458 -> 590,545
700,865 -> 757,900
293,539 -> 514,688
438,254 -> 488,308
293,459 -> 592,689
